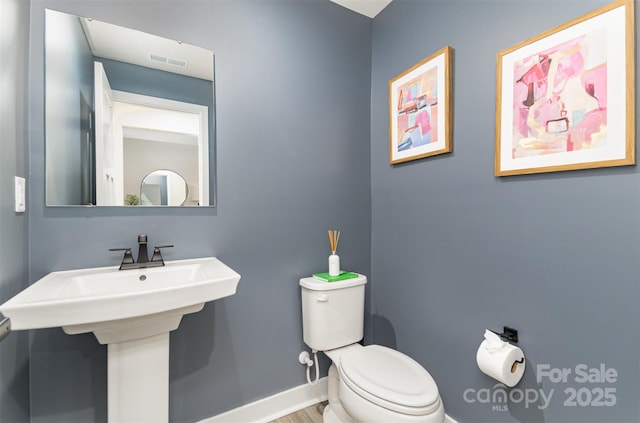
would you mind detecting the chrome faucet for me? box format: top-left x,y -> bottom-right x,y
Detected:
110,234 -> 174,270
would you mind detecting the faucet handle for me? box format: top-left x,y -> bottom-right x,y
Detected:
151,245 -> 174,263
109,248 -> 135,266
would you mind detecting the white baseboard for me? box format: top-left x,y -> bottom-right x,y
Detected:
200,377 -> 457,423
200,377 -> 328,423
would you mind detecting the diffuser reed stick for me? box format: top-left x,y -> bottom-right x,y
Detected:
328,230 -> 341,254
327,230 -> 341,277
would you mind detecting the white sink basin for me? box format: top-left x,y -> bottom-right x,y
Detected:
0,256 -> 240,331
0,256 -> 240,422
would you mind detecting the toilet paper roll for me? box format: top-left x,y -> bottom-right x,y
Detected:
476,339 -> 525,387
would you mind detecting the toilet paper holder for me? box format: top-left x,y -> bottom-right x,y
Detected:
489,326 -> 519,344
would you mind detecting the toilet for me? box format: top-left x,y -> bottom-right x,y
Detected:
300,274 -> 445,423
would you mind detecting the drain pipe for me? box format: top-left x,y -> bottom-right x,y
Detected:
298,350 -> 319,385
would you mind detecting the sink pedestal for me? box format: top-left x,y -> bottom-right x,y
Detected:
109,332 -> 170,422
64,304 -> 205,422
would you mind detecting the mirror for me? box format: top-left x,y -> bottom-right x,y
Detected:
45,9 -> 215,206
139,170 -> 189,206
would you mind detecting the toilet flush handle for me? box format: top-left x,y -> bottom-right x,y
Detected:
315,294 -> 329,302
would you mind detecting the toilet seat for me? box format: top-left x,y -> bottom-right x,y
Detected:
338,345 -> 440,416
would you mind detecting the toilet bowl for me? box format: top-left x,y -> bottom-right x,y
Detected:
337,344 -> 444,422
299,275 -> 445,423
322,344 -> 444,423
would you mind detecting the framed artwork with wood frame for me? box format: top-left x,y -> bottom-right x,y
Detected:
495,0 -> 635,176
389,46 -> 453,165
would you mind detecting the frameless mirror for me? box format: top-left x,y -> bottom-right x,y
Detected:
45,9 -> 214,206
139,170 -> 189,206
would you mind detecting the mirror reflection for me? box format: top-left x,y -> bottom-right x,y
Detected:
139,170 -> 189,206
45,9 -> 214,206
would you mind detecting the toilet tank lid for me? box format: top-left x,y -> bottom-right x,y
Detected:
299,274 -> 367,291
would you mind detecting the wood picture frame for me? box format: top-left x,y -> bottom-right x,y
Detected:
389,46 -> 453,165
495,0 -> 635,176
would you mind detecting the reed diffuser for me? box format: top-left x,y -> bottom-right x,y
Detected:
328,230 -> 341,276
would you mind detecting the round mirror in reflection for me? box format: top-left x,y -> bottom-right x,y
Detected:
140,170 -> 189,206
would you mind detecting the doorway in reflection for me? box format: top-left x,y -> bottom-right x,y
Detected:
97,86 -> 207,206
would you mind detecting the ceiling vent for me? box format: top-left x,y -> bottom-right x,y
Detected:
149,53 -> 187,69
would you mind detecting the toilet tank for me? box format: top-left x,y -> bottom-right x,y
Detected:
299,274 -> 367,351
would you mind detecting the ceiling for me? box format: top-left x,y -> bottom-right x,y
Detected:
330,0 -> 393,18
80,15 -> 213,81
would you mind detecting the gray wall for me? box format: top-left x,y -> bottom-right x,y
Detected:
0,0 -> 31,421
371,1 -> 639,423
17,1 -> 640,423
29,0 -> 371,422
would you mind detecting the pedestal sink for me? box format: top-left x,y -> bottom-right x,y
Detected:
0,257 -> 241,422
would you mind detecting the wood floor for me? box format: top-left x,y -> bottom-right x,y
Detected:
269,401 -> 326,423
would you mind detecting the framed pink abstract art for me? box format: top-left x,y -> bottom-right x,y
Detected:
495,0 -> 634,176
389,46 -> 452,165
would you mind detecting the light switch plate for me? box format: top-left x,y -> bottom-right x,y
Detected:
15,176 -> 25,213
